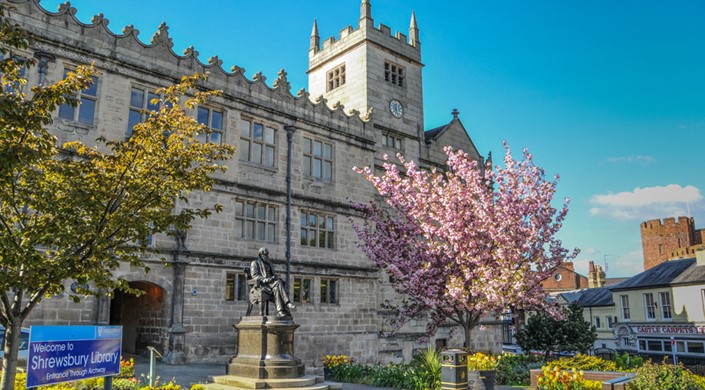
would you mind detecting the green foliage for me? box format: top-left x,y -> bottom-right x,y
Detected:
495,353 -> 543,386
547,354 -> 617,372
628,360 -> 704,390
368,364 -> 413,389
190,385 -> 205,390
515,302 -> 597,361
615,352 -> 644,371
408,347 -> 441,390
325,350 -> 444,390
328,361 -> 372,383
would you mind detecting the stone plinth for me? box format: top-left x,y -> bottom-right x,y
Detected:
228,315 -> 305,379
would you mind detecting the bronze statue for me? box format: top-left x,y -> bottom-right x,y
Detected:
249,247 -> 296,317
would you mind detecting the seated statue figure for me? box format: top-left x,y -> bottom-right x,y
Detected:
249,247 -> 296,317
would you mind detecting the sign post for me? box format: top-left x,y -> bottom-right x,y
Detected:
26,325 -> 122,388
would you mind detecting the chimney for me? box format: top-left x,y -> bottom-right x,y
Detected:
697,249 -> 705,266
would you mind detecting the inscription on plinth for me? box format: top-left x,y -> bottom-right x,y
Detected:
228,316 -> 305,379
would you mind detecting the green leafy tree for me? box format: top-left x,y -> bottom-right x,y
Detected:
515,302 -> 597,361
0,5 -> 234,389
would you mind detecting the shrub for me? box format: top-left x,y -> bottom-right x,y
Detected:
408,347 -> 441,390
368,364 -> 413,389
547,354 -> 617,372
628,360 -> 703,390
614,352 -> 644,371
495,353 -> 543,386
328,361 -> 372,383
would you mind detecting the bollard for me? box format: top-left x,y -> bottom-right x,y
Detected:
441,349 -> 468,390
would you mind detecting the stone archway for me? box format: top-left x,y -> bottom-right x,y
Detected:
110,281 -> 167,355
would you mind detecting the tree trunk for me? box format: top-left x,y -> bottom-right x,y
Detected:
463,324 -> 472,349
0,318 -> 22,390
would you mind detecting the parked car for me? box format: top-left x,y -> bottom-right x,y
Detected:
0,326 -> 31,362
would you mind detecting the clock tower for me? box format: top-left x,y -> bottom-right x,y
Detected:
307,0 -> 424,161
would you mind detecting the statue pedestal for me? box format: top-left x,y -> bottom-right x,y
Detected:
228,315 -> 305,379
207,316 -> 340,390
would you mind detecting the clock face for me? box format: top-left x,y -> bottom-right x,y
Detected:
389,99 -> 403,118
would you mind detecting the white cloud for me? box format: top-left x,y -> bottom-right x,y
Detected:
573,250 -> 644,278
603,155 -> 655,165
589,184 -> 703,221
610,250 -> 645,277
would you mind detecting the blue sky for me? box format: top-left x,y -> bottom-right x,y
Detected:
41,0 -> 705,277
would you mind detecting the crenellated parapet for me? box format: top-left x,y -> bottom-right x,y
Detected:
640,217 -> 694,231
308,2 -> 421,71
640,216 -> 697,270
6,0 -> 372,132
309,22 -> 421,71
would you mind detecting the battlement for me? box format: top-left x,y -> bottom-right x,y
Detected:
318,22 -> 418,52
309,1 -> 421,71
640,216 -> 694,230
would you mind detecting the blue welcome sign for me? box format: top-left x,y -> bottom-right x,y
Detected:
26,325 -> 122,388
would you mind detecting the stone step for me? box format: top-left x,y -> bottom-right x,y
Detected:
211,375 -> 328,389
204,382 -> 340,390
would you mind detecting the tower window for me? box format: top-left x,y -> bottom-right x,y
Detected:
384,61 -> 405,87
384,133 -> 403,150
327,64 -> 346,91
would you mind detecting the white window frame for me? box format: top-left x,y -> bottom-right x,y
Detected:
659,291 -> 672,320
621,295 -> 631,321
644,293 -> 656,320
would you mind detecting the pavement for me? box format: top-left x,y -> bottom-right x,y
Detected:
129,354 -> 523,389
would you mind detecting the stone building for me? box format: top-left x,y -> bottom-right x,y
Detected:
6,0 -> 497,365
641,217 -> 705,270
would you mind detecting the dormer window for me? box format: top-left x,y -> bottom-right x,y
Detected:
384,61 -> 404,87
327,64 -> 346,91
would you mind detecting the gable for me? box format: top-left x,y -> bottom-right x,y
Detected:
424,119 -> 482,166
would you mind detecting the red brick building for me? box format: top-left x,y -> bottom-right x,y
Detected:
640,217 -> 705,270
543,262 -> 588,292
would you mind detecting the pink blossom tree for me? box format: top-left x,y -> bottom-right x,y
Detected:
352,144 -> 578,346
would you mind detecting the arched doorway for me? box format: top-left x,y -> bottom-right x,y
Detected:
110,281 -> 167,355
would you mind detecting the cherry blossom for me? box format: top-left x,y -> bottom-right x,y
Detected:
352,143 -> 578,345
